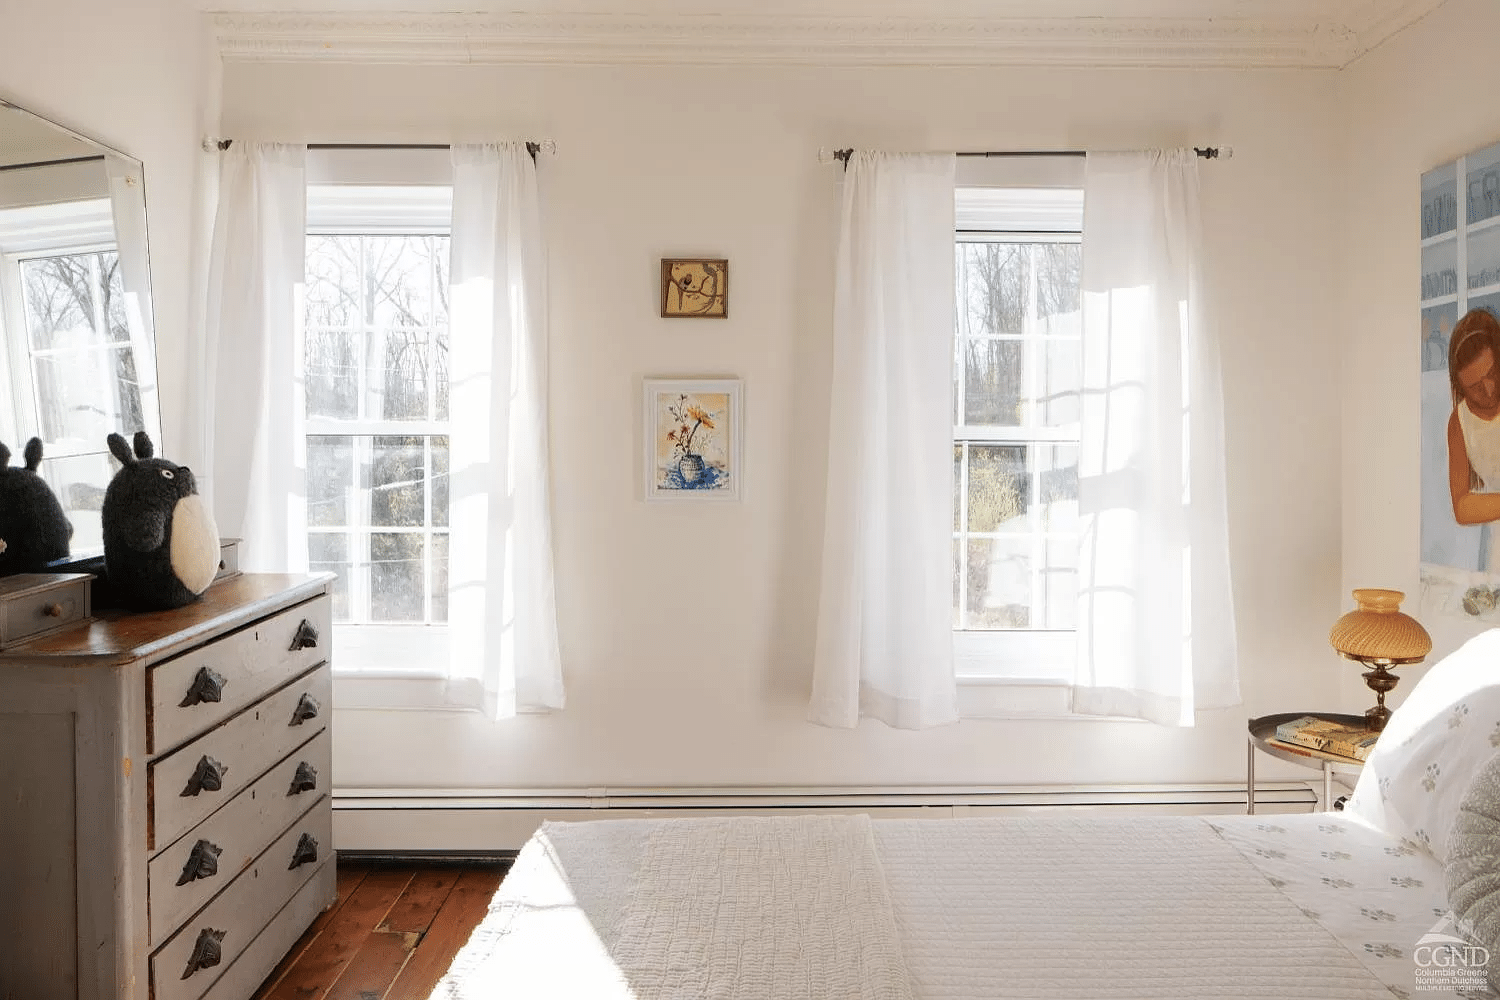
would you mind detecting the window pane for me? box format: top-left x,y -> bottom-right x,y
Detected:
956,243 -> 1026,337
966,444 -> 1028,533
371,436 -> 426,528
21,253 -> 107,351
306,330 -> 360,419
432,436 -> 450,528
308,436 -> 354,528
102,252 -> 128,343
47,452 -> 114,557
367,327 -> 431,421
434,320 -> 450,422
432,532 -> 449,624
1036,243 -> 1081,319
371,532 -> 425,622
1042,537 -> 1078,629
305,236 -> 361,329
32,347 -> 144,447
962,339 -> 1025,426
309,533 -> 350,621
367,236 -> 438,329
953,444 -> 962,531
965,537 -> 1031,629
1040,338 -> 1081,427
1039,444 -> 1079,532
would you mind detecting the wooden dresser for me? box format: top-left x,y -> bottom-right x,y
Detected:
0,573 -> 336,1000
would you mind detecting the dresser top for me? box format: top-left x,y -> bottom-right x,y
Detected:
0,573 -> 333,666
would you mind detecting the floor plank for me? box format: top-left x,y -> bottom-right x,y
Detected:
384,868 -> 505,999
258,869 -> 415,1000
376,870 -> 463,936
251,865 -> 373,1000
250,859 -> 509,1000
320,927 -> 420,1000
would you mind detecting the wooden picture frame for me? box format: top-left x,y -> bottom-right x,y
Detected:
643,378 -> 743,501
660,258 -> 729,318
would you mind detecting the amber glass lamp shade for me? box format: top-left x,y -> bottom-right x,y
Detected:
1329,589 -> 1432,731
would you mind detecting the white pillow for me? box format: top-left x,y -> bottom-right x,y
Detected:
1345,628 -> 1500,860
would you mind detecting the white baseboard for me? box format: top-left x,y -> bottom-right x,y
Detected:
332,782 -> 1319,852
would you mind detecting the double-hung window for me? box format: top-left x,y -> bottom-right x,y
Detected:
303,162 -> 453,678
952,178 -> 1084,693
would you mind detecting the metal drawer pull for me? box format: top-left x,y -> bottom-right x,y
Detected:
181,755 -> 228,797
288,761 -> 318,795
290,832 -> 319,869
181,928 -> 226,979
179,666 -> 226,707
290,693 -> 321,726
290,619 -> 320,651
176,839 -> 223,886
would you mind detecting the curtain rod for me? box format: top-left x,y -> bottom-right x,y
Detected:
202,138 -> 557,160
0,153 -> 106,173
820,146 -> 1229,166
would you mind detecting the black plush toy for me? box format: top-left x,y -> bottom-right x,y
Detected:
0,437 -> 73,575
102,431 -> 220,610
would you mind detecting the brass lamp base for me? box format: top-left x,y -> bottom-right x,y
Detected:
1359,660 -> 1402,732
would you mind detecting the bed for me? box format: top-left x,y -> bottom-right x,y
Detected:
428,631 -> 1500,1000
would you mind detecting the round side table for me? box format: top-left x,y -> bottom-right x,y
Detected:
1247,712 -> 1370,814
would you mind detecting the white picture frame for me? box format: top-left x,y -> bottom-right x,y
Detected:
643,377 -> 743,501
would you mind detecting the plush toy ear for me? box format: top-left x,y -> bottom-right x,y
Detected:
132,431 -> 154,460
107,433 -> 136,466
0,442 -> 10,469
23,437 -> 42,472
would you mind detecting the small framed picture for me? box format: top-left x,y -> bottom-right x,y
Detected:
660,258 -> 728,318
643,378 -> 743,501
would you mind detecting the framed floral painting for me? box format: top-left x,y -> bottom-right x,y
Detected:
643,378 -> 743,501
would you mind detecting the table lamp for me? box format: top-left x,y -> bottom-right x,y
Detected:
1328,588 -> 1432,732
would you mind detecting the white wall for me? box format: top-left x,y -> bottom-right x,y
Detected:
1337,0 -> 1500,704
0,0 -> 220,456
217,59 -> 1353,797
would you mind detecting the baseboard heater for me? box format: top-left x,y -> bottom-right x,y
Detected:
332,782 -> 1317,853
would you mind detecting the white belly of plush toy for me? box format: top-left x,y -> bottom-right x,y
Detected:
170,494 -> 220,595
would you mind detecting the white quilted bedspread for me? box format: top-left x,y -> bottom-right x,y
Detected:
431,814 -> 1406,1000
872,815 -> 1396,999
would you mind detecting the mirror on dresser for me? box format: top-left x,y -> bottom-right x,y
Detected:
0,98 -> 162,566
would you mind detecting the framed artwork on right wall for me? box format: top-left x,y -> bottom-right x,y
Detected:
1419,135 -> 1500,624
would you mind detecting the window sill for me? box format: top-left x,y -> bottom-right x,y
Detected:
333,670 -> 477,712
956,678 -> 1144,721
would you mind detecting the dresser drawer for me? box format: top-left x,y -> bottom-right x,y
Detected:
148,595 -> 331,755
150,804 -> 332,1000
149,664 -> 331,852
0,572 -> 91,649
148,729 -> 330,948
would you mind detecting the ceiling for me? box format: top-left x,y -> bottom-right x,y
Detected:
209,0 -> 1450,68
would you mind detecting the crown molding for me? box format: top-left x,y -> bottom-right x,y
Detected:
210,3 -> 1439,69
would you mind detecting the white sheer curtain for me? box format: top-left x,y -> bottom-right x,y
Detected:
810,151 -> 958,730
200,143 -> 308,573
1072,149 -> 1238,725
446,143 -> 564,718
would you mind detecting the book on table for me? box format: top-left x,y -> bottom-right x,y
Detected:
1273,715 -> 1379,761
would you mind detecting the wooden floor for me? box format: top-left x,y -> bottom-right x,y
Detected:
251,857 -> 511,1000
